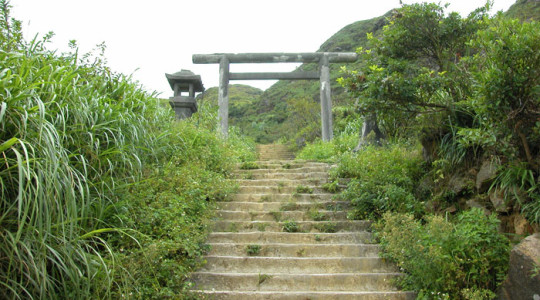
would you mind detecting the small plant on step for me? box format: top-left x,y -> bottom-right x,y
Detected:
325,202 -> 344,211
277,181 -> 285,193
322,180 -> 340,193
308,208 -> 329,221
257,223 -> 269,231
246,244 -> 262,256
283,220 -> 300,233
296,185 -> 314,194
239,161 -> 260,170
296,248 -> 306,257
315,222 -> 338,233
258,273 -> 273,286
314,234 -> 322,242
280,202 -> 299,211
270,211 -> 282,221
282,163 -> 292,169
249,211 -> 258,221
260,195 -> 271,202
244,172 -> 255,180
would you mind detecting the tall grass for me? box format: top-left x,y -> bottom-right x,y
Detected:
0,5 -> 258,297
0,2 -> 203,296
0,41 -> 173,298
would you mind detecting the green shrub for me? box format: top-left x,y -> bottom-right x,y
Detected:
335,144 -> 425,219
239,161 -> 260,170
322,180 -> 340,193
296,131 -> 358,162
296,139 -> 336,161
375,208 -> 510,299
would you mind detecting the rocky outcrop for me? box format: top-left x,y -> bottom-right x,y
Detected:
476,160 -> 498,193
498,233 -> 540,300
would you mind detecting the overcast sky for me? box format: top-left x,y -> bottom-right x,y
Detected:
12,0 -> 515,97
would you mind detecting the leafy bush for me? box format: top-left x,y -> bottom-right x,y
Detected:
296,139 -> 336,161
375,209 -> 510,299
296,131 -> 358,162
334,144 -> 425,219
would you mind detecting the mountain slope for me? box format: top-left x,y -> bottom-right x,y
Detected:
504,0 -> 540,21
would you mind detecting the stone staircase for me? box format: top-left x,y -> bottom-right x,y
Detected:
190,144 -> 414,299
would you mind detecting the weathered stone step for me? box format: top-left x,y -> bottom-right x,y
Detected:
200,256 -> 396,273
216,210 -> 348,221
236,166 -> 331,173
190,290 -> 416,300
231,193 -> 334,202
248,161 -> 328,167
235,178 -> 328,187
207,232 -> 373,244
190,272 -> 403,291
207,243 -> 380,257
217,201 -> 350,211
235,171 -> 329,180
237,185 -> 323,194
212,220 -> 370,233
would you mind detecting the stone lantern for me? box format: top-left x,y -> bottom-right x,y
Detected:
165,69 -> 204,119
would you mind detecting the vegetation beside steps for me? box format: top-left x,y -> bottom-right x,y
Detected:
189,144 -> 415,299
0,4 -> 256,298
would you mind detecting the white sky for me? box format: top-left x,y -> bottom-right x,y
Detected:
11,0 -> 515,97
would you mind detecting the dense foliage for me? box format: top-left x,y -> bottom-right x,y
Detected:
333,144 -> 425,220
0,2 -> 254,298
300,2 -> 539,298
376,209 -> 510,299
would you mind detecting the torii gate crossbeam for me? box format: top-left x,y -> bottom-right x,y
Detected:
192,52 -> 358,141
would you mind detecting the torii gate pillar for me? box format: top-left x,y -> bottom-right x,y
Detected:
319,54 -> 332,141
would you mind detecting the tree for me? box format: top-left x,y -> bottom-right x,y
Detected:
339,2 -> 489,152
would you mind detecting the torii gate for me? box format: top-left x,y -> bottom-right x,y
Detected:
192,52 -> 357,141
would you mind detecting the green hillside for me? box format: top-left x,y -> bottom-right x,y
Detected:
505,0 -> 540,21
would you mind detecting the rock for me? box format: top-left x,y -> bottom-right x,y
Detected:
476,160 -> 498,192
514,213 -> 533,236
498,233 -> 540,300
465,199 -> 490,214
448,175 -> 471,195
489,188 -> 509,213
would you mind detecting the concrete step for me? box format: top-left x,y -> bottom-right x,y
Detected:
236,166 -> 331,173
235,178 -> 328,187
190,272 -> 404,292
216,210 -> 348,222
212,220 -> 370,233
248,161 -> 329,167
237,185 -> 324,194
207,243 -> 380,257
216,201 -> 350,211
231,193 -> 334,202
234,171 -> 329,180
200,256 -> 397,273
189,290 -> 416,300
206,232 -> 374,244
